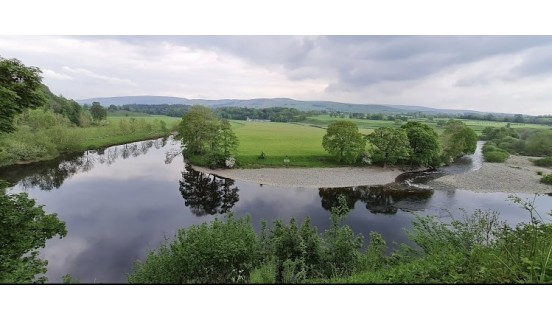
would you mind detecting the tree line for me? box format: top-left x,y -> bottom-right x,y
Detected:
215,106 -> 316,122
107,104 -> 191,117
330,110 -> 552,126
322,119 -> 477,168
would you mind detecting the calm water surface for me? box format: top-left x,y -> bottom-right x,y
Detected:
1,138 -> 550,283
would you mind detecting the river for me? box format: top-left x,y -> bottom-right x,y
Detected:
1,138 -> 550,283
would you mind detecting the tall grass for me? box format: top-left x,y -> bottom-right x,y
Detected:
0,110 -> 179,167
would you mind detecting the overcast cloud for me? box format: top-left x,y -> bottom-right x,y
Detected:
1,35 -> 552,115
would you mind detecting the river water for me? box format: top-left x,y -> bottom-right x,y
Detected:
1,138 -> 550,283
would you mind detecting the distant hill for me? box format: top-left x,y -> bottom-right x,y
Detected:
77,96 -> 484,115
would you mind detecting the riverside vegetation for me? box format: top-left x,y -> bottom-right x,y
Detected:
481,125 -> 552,164
129,195 -> 552,284
0,58 -> 178,168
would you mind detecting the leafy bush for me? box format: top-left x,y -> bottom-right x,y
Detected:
128,214 -> 261,284
1,182 -> 67,283
484,150 -> 509,163
541,174 -> 552,185
482,142 -> 509,163
525,130 -> 552,156
533,157 -> 552,168
322,196 -> 364,278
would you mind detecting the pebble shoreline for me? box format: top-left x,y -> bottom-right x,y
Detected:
193,155 -> 552,193
191,165 -> 404,188
429,155 -> 552,194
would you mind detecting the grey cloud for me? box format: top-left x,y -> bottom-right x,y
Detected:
90,35 -> 552,89
510,45 -> 552,78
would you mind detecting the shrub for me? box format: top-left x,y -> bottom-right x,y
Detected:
541,174 -> 552,185
258,151 -> 266,160
533,157 -> 552,168
128,214 -> 261,284
484,150 -> 509,163
483,142 -> 509,163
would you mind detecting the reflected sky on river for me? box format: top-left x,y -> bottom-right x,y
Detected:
1,137 -> 550,283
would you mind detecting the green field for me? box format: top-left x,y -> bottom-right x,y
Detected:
303,115 -> 551,135
229,121 -> 339,167
0,115 -> 181,167
69,115 -> 180,149
218,116 -> 552,168
107,110 -> 153,117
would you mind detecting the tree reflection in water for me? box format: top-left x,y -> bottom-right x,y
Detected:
319,184 -> 433,215
179,164 -> 239,216
0,137 -> 169,191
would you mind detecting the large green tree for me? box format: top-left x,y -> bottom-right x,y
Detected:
0,183 -> 67,283
178,105 -> 220,155
401,122 -> 441,168
89,102 -> 107,122
441,119 -> 478,162
322,120 -> 366,164
367,127 -> 410,167
0,57 -> 45,133
215,119 -> 239,157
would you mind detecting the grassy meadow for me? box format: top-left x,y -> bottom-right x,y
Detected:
229,121 -> 338,167
0,114 -> 180,167
216,116 -> 551,168
303,115 -> 551,135
76,115 -> 180,149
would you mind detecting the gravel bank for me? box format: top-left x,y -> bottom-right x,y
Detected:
191,166 -> 404,188
429,155 -> 552,194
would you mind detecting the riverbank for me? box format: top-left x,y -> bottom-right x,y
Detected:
193,154 -> 552,193
0,116 -> 179,168
429,155 -> 552,194
191,165 -> 404,188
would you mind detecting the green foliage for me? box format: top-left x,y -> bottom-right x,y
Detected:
322,120 -> 366,164
401,122 -> 441,167
332,196 -> 552,284
322,195 -> 364,277
484,150 -> 509,163
0,57 -> 45,133
214,119 -> 239,158
533,157 -> 552,168
178,105 -> 221,155
249,260 -> 276,284
540,174 -> 552,185
216,106 -> 309,122
260,195 -> 363,283
0,115 -> 176,167
367,127 -> 410,167
40,85 -> 83,126
62,274 -> 80,284
482,142 -> 509,163
525,130 -> 552,156
362,232 -> 387,271
481,126 -> 519,140
0,182 -> 67,283
268,218 -> 312,282
441,119 -> 478,163
89,102 -> 107,122
128,214 -> 260,284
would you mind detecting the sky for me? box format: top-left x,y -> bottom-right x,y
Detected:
2,35 -> 552,115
